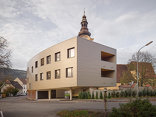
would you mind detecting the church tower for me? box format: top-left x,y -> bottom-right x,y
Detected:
78,11 -> 94,41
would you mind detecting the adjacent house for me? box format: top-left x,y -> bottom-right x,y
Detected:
117,62 -> 156,86
0,80 -> 23,96
27,13 -> 117,100
14,78 -> 27,95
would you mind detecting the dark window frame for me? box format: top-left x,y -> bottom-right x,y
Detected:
67,47 -> 75,58
66,67 -> 73,78
40,73 -> 43,80
55,52 -> 61,62
31,66 -> 33,73
55,69 -> 60,79
46,55 -> 51,64
46,71 -> 51,80
41,58 -> 44,66
35,61 -> 38,68
35,74 -> 38,81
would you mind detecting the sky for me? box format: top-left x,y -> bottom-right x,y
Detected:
0,0 -> 156,70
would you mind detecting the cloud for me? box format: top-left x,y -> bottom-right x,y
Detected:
0,0 -> 156,70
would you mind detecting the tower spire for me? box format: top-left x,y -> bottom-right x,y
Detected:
84,8 -> 85,15
78,11 -> 91,37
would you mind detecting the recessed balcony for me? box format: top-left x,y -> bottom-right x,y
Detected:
101,51 -> 115,63
101,68 -> 115,78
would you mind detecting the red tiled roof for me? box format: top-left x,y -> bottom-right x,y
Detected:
5,80 -> 23,89
19,78 -> 27,84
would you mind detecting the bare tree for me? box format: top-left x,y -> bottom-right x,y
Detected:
128,52 -> 156,86
0,36 -> 11,68
129,51 -> 156,69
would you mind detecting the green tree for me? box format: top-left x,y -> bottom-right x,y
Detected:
3,87 -> 19,96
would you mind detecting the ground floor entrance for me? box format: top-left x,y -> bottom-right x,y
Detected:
51,90 -> 56,99
28,88 -> 91,100
38,91 -> 48,99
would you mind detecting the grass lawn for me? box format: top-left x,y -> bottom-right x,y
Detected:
57,110 -> 104,117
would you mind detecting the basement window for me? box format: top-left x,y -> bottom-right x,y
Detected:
101,51 -> 115,62
101,68 -> 114,78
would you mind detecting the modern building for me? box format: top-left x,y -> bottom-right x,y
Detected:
14,78 -> 27,95
27,13 -> 116,100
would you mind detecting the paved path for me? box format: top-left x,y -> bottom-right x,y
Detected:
0,96 -> 156,117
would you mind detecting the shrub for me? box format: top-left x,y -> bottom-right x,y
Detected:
100,91 -> 103,99
154,90 -> 156,96
84,92 -> 88,99
120,91 -> 124,97
96,92 -> 98,99
109,99 -> 156,117
143,89 -> 147,96
111,91 -> 116,98
78,92 -> 82,99
87,92 -> 91,99
132,91 -> 136,97
108,92 -> 111,99
12,88 -> 19,96
124,90 -> 128,97
92,92 -> 95,99
115,92 -> 120,98
139,91 -> 143,97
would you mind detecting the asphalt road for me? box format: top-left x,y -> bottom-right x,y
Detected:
0,96 -> 156,117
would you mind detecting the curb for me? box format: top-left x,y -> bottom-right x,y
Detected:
0,111 -> 4,117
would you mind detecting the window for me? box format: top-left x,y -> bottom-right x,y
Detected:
67,47 -> 75,58
46,71 -> 51,80
55,52 -> 60,61
40,73 -> 43,80
66,67 -> 73,78
55,69 -> 60,79
41,58 -> 44,66
31,66 -> 33,73
35,74 -> 38,81
47,55 -> 51,64
35,61 -> 38,68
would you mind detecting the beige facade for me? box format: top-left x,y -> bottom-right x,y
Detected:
27,13 -> 116,100
27,37 -> 116,100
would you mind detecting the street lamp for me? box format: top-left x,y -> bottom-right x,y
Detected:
136,41 -> 153,97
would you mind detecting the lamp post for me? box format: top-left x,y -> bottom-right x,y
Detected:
136,41 -> 153,97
